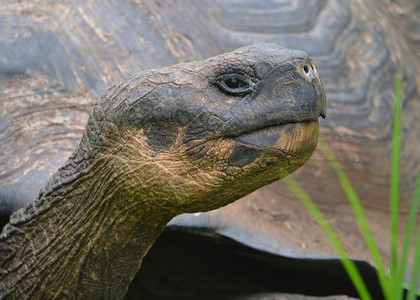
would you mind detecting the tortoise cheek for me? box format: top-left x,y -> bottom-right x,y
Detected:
143,124 -> 179,151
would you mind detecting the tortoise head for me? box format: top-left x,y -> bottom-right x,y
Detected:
86,43 -> 326,215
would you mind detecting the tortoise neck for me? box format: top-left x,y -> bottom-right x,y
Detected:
0,150 -> 171,299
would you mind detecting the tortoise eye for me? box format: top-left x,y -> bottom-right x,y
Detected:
216,74 -> 254,96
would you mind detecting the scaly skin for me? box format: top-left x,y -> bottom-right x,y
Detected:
0,43 -> 325,299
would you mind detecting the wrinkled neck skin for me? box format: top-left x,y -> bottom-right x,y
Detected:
0,146 -> 171,299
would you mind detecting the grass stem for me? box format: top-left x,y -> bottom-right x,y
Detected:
318,137 -> 391,299
390,73 -> 403,299
284,176 -> 373,300
406,224 -> 420,300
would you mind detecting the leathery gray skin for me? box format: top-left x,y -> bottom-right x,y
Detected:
0,43 -> 326,299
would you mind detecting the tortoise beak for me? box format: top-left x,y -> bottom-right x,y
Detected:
292,50 -> 327,119
317,81 -> 327,119
312,68 -> 327,119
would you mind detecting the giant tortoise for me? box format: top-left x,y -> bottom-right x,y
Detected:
1,0 -> 419,299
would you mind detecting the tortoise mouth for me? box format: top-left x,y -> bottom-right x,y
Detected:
232,121 -> 319,157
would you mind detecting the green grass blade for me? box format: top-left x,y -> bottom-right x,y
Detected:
397,171 -> 420,300
404,283 -> 420,298
318,136 -> 391,299
397,172 -> 420,299
390,73 -> 403,298
283,176 -> 373,300
406,225 -> 420,300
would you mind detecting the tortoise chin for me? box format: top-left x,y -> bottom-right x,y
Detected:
234,121 -> 319,158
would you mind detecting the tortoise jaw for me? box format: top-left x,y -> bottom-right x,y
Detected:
233,121 -> 319,157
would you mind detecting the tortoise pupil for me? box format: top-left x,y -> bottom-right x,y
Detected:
225,77 -> 247,89
226,77 -> 239,88
215,74 -> 254,96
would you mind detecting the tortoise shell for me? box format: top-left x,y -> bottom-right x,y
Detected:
1,0 -> 419,298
